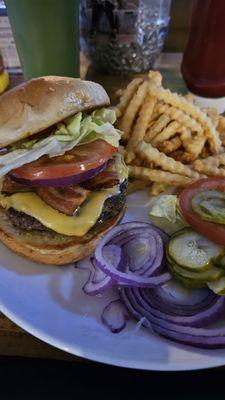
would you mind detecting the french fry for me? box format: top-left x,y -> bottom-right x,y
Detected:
128,165 -> 193,186
125,95 -> 156,163
184,93 -> 196,103
141,159 -> 154,169
148,182 -> 171,196
180,127 -> 205,161
118,145 -> 125,157
218,115 -> 225,133
115,71 -> 225,196
219,132 -> 225,147
185,133 -> 206,157
169,149 -> 184,161
180,127 -> 192,149
127,179 -> 149,194
119,81 -> 148,141
114,108 -> 122,118
157,135 -> 182,154
202,107 -> 219,128
155,103 -> 203,133
136,141 -> 201,179
148,70 -> 162,86
200,145 -> 211,159
115,77 -> 143,118
217,115 -> 225,147
151,112 -> 162,122
152,121 -> 182,145
114,88 -> 124,99
194,162 -> 225,177
149,83 -> 222,153
131,156 -> 142,166
147,119 -> 157,131
145,114 -> 170,142
179,152 -> 197,164
168,146 -> 196,164
195,153 -> 223,168
193,153 -> 225,176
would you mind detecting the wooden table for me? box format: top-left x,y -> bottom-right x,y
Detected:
0,53 -> 185,360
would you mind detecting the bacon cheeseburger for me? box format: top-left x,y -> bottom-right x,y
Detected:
0,77 -> 127,264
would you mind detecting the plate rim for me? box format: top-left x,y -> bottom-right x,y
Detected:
0,300 -> 224,371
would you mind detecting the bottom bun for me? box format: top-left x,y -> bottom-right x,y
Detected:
0,207 -> 125,265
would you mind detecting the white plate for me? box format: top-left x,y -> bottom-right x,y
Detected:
1,190 -> 225,371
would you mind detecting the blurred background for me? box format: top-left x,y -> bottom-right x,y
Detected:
0,0 -> 191,72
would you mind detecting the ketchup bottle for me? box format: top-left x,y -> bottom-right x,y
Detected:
181,0 -> 225,98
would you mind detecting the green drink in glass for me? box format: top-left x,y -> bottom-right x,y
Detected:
4,0 -> 79,80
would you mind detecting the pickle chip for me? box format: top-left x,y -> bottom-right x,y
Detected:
168,228 -> 223,271
192,189 -> 225,224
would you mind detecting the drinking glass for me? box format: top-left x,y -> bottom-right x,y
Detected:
5,0 -> 79,80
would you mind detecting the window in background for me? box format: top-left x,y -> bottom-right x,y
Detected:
0,0 -> 21,71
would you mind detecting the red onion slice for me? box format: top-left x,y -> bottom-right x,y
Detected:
10,161 -> 108,187
94,222 -> 171,287
101,299 -> 129,333
110,225 -> 169,247
123,236 -> 158,275
82,261 -> 114,297
82,245 -> 123,296
133,287 -> 221,327
143,282 -> 216,316
120,283 -> 225,349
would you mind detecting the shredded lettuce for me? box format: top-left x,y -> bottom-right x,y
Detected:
92,108 -> 116,125
114,153 -> 128,181
0,108 -> 121,181
149,195 -> 188,234
54,108 -> 121,147
150,195 -> 182,224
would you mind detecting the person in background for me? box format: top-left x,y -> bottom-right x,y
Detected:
90,0 -> 122,39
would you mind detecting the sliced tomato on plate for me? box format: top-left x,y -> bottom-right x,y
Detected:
180,177 -> 225,246
11,139 -> 117,181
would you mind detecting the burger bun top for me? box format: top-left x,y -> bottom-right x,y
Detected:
0,76 -> 110,149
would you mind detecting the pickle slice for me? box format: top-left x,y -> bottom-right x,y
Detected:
167,263 -> 206,289
173,275 -> 206,289
216,255 -> 225,269
168,257 -> 224,283
192,189 -> 225,224
168,228 -> 223,271
207,277 -> 225,295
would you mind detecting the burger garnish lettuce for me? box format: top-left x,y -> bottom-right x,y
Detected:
0,76 -> 128,265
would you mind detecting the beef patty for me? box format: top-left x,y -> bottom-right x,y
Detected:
6,180 -> 127,234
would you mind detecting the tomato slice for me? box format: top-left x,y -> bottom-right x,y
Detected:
179,177 -> 225,246
12,140 -> 117,181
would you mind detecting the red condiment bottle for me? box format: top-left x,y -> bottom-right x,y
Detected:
181,0 -> 225,98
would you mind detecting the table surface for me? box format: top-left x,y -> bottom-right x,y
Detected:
1,53 -> 185,361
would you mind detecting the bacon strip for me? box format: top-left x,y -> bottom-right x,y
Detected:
2,160 -> 119,215
36,186 -> 90,215
83,162 -> 119,190
2,175 -> 31,194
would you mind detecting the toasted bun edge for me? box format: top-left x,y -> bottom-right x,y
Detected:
0,207 -> 125,265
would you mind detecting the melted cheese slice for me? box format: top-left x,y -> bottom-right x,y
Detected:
0,189 -> 118,236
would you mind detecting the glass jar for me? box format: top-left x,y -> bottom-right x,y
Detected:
80,0 -> 171,74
